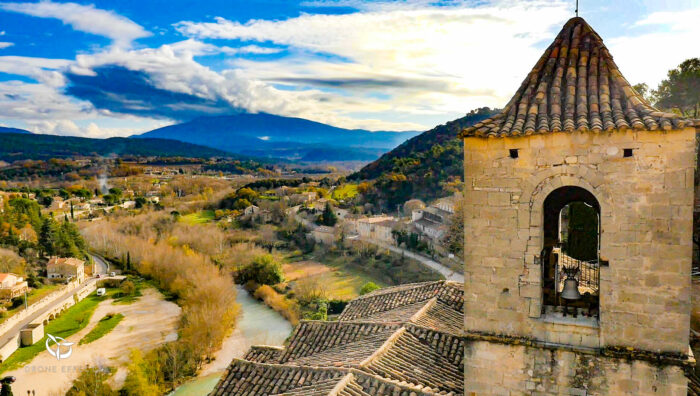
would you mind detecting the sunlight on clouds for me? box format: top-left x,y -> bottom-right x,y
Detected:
0,1 -> 150,48
176,2 -> 572,126
0,0 -> 698,137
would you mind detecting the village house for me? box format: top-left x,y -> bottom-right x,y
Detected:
47,257 -> 85,283
290,191 -> 318,204
310,225 -> 338,245
410,195 -> 459,241
121,200 -> 136,209
49,196 -> 65,210
241,205 -> 272,223
351,215 -> 397,244
0,273 -> 28,300
88,197 -> 105,206
461,16 -> 698,395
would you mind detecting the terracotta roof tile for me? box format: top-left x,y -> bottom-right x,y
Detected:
212,281 -> 465,395
460,17 -> 695,138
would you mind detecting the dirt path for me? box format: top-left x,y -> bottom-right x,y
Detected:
4,288 -> 181,396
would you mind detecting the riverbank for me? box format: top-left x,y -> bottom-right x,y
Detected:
170,285 -> 292,396
3,288 -> 180,395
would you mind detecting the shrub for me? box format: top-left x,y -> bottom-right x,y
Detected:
360,282 -> 381,295
120,280 -> 136,296
327,299 -> 348,315
98,278 -> 121,288
294,277 -> 328,304
254,285 -> 299,325
237,254 -> 284,285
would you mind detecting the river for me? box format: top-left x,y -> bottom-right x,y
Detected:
169,285 -> 293,396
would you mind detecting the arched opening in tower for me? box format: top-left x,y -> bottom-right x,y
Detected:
541,186 -> 600,318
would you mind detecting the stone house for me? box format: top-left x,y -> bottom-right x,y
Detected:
0,273 -> 28,300
290,191 -> 317,205
310,225 -> 338,245
47,257 -> 85,283
411,206 -> 450,241
241,205 -> 272,223
351,216 -> 397,244
461,17 -> 697,395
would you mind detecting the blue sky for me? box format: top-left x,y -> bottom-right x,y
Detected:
0,0 -> 698,137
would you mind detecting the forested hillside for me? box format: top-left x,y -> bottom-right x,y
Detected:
0,133 -> 232,161
350,107 -> 498,209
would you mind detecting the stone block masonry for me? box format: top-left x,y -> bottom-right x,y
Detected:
463,127 -> 696,354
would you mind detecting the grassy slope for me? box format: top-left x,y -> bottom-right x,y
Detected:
179,210 -> 216,225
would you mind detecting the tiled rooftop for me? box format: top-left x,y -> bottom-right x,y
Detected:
212,280 -> 465,395
460,17 -> 696,138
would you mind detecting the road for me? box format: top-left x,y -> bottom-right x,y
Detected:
293,211 -> 463,282
356,237 -> 464,282
0,255 -> 108,349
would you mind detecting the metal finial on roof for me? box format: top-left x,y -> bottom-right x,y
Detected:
575,0 -> 579,17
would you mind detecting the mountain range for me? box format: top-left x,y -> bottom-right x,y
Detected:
0,126 -> 32,134
136,113 -> 420,162
0,133 -> 233,161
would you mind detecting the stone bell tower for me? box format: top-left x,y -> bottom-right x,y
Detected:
460,17 -> 698,395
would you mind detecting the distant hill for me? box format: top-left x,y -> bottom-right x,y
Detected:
136,113 -> 419,162
0,126 -> 32,134
0,133 -> 234,161
350,107 -> 499,208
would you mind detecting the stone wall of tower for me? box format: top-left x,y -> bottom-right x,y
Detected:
462,127 -> 696,354
464,340 -> 689,396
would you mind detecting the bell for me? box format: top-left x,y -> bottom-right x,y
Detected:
561,278 -> 581,300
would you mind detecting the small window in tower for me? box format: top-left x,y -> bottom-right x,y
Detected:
509,149 -> 519,159
623,148 -> 634,158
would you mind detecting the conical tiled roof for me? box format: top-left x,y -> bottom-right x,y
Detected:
461,17 -> 696,138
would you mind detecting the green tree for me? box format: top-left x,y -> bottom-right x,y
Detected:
122,349 -> 162,396
445,197 -> 465,256
39,217 -> 58,257
237,254 -> 284,285
66,365 -> 117,396
652,58 -> 700,117
360,282 -> 381,295
317,202 -> 338,226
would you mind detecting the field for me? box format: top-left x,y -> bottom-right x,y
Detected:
282,259 -> 386,300
331,183 -> 359,201
180,210 -> 216,224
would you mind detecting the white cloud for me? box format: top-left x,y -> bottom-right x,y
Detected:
1,1 -> 699,138
175,1 -> 571,125
609,8 -> 700,88
0,56 -> 71,86
0,1 -> 150,47
0,42 -> 13,49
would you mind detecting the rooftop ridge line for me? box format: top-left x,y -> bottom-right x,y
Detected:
347,368 -> 447,396
408,296 -> 437,323
358,327 -> 406,368
327,373 -> 354,396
